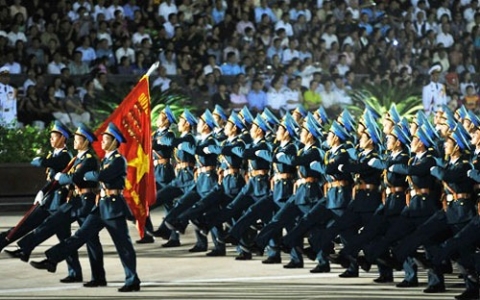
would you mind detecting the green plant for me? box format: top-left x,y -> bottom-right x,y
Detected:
348,83 -> 424,120
0,125 -> 52,163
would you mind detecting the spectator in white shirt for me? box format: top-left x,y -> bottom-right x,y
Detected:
266,76 -> 287,114
158,0 -> 178,22
463,0 -> 478,23
76,36 -> 96,65
115,37 -> 135,64
93,0 -> 110,20
107,0 -> 124,21
284,78 -> 303,111
282,39 -> 299,65
236,12 -> 255,35
436,0 -> 452,21
97,20 -> 112,46
3,51 -> 21,74
436,23 -> 455,48
161,50 -> 177,75
321,24 -> 339,50
47,52 -> 66,75
275,13 -> 294,37
131,23 -> 151,47
163,13 -> 178,39
152,66 -> 171,92
336,54 -> 350,77
7,24 -> 27,47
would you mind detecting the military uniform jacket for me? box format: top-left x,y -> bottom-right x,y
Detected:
470,150 -> 480,203
391,151 -> 438,218
258,140 -> 297,202
58,149 -> 99,218
344,149 -> 382,212
237,138 -> 271,199
170,132 -> 196,190
152,128 -> 175,187
38,147 -> 73,212
431,155 -> 476,224
324,145 -> 353,209
192,133 -> 219,197
289,144 -> 323,205
217,136 -> 246,197
384,150 -> 410,216
96,150 -> 130,220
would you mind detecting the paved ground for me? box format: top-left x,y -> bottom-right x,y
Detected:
0,209 -> 470,300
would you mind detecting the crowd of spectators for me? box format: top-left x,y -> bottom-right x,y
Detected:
1,0 -> 480,127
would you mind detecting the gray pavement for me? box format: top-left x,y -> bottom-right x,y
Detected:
0,209 -> 469,299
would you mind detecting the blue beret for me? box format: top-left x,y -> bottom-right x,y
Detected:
213,104 -> 228,121
104,122 -> 126,143
163,105 -> 177,124
329,121 -> 349,141
200,109 -> 218,129
228,111 -> 245,130
262,107 -> 279,126
415,126 -> 434,148
75,123 -> 97,143
239,106 -> 254,125
180,109 -> 198,126
50,120 -> 71,139
253,114 -> 272,132
390,125 -> 411,145
450,124 -> 471,151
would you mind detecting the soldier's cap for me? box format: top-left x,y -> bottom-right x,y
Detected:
456,105 -> 468,120
239,106 -> 254,125
262,107 -> 279,126
457,121 -> 472,141
329,120 -> 350,141
163,105 -> 177,124
390,125 -> 411,145
75,123 -> 97,142
467,110 -> 480,129
253,114 -> 272,132
280,112 -> 298,138
180,108 -> 198,126
415,126 -> 434,148
423,116 -> 440,140
0,66 -> 9,74
292,105 -> 307,118
413,110 -> 427,126
337,108 -> 355,132
365,103 -> 381,120
103,122 -> 126,143
303,114 -> 322,139
386,104 -> 401,124
213,104 -> 228,121
307,111 -> 322,129
364,112 -> 382,145
200,109 -> 218,129
428,64 -> 442,74
440,109 -> 457,130
50,120 -> 72,139
450,124 -> 471,151
227,111 -> 245,130
400,117 -> 411,136
316,106 -> 329,124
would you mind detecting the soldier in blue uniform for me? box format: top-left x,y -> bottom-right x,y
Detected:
201,114 -> 272,260
168,112 -> 247,257
227,113 -> 298,264
254,116 -> 324,269
6,124 -> 106,286
361,126 -> 441,292
212,104 -> 228,142
390,124 -> 476,294
0,121 -> 73,253
30,123 -> 141,292
139,106 -> 177,244
164,109 -> 220,253
151,109 -> 198,249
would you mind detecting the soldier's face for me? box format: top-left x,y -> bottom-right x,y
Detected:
444,138 -> 455,155
73,134 -> 89,151
101,134 -> 115,151
386,135 -> 397,151
156,112 -> 169,128
225,121 -> 234,136
472,129 -> 480,146
276,125 -> 286,141
50,132 -> 65,148
382,120 -> 393,135
359,133 -> 371,149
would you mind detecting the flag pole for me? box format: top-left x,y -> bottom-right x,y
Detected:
146,61 -> 160,78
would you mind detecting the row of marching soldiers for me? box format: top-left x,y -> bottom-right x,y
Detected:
143,103 -> 480,300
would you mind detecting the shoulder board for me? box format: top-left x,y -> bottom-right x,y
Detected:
426,154 -> 433,158
311,146 -> 318,149
86,153 -> 92,158
463,160 -> 469,164
115,154 -> 121,158
401,153 -> 409,157
62,149 -> 68,153
340,149 -> 346,153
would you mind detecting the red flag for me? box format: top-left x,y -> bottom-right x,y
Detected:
93,76 -> 156,238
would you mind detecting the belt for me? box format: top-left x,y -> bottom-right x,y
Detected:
325,180 -> 349,189
197,165 -> 216,173
410,188 -> 430,197
155,158 -> 170,165
474,184 -> 480,191
355,183 -> 378,191
176,162 -> 195,169
223,168 -> 240,176
73,187 -> 95,196
385,186 -> 406,195
100,189 -> 123,197
296,177 -> 318,185
273,173 -> 294,181
249,169 -> 269,177
446,193 -> 471,202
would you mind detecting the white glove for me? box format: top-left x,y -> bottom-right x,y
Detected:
255,150 -> 261,157
467,170 -> 472,177
54,172 -> 62,181
33,190 -> 44,205
368,158 -> 378,167
276,152 -> 285,160
388,165 -> 394,172
153,160 -> 159,167
203,147 -> 211,154
338,164 -> 344,172
430,166 -> 435,172
310,161 -> 318,168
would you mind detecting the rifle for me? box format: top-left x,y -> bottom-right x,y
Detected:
5,156 -> 77,242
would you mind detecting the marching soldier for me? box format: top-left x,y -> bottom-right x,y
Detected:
6,124 -> 105,286
30,123 -> 141,292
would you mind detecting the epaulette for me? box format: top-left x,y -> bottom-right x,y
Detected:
86,153 -> 92,158
401,153 -> 409,157
62,149 -> 68,153
463,160 -> 469,164
340,149 -> 346,153
426,154 -> 433,158
115,154 -> 121,158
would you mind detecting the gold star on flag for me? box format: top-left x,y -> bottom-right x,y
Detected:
128,144 -> 149,182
